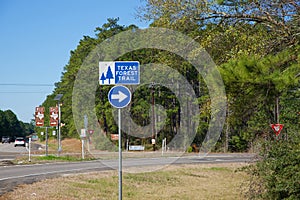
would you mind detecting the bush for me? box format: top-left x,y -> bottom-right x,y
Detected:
244,133 -> 300,199
186,146 -> 193,153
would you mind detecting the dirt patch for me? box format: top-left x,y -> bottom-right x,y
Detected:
35,138 -> 82,154
61,138 -> 82,153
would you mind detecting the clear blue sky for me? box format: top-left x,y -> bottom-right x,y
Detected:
0,0 -> 149,123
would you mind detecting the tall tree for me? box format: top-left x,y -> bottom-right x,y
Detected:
4,110 -> 23,137
139,0 -> 300,53
0,109 -> 31,137
40,18 -> 138,138
0,110 -> 9,137
219,48 -> 300,151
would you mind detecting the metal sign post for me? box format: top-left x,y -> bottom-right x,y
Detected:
101,61 -> 139,200
84,115 -> 90,152
80,129 -> 86,159
108,85 -> 131,200
45,127 -> 48,156
81,138 -> 85,159
118,108 -> 122,200
54,94 -> 63,156
28,138 -> 31,162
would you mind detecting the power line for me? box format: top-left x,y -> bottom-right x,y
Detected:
0,83 -> 53,86
0,91 -> 50,93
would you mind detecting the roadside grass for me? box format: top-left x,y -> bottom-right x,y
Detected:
36,155 -> 95,162
12,154 -> 95,165
11,138 -> 95,165
0,163 -> 249,200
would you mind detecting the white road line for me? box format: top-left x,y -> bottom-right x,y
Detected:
0,165 -> 110,181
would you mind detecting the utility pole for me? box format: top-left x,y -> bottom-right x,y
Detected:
275,96 -> 280,124
150,83 -> 156,151
224,103 -> 230,153
54,94 -> 63,156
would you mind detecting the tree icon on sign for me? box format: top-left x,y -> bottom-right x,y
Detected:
106,66 -> 114,84
100,73 -> 106,84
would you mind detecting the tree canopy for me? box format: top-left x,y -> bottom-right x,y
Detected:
0,109 -> 34,138
38,1 -> 299,154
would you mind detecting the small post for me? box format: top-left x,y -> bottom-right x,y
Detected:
162,138 -> 165,156
275,97 -> 280,140
276,97 -> 280,124
45,127 -> 48,156
28,138 -> 31,162
162,138 -> 167,156
81,139 -> 85,159
81,128 -> 86,159
84,114 -> 90,152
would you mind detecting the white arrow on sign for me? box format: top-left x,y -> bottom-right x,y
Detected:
111,91 -> 128,103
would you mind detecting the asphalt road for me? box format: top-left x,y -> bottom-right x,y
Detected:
0,153 -> 255,195
0,143 -> 27,161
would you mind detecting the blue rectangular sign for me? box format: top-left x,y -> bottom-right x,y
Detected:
115,61 -> 139,84
99,61 -> 140,85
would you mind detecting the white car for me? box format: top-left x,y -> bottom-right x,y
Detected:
14,137 -> 26,147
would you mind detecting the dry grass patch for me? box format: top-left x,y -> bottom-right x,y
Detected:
0,163 -> 248,200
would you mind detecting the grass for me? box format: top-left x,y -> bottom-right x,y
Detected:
36,155 -> 90,162
0,163 -> 249,200
12,154 -> 95,165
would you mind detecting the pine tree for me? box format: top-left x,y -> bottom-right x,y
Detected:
106,66 -> 114,84
100,72 -> 106,84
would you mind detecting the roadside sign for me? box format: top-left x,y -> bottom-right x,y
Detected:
111,134 -> 119,141
80,129 -> 86,138
49,107 -> 59,126
271,124 -> 284,136
35,107 -> 45,126
101,63 -> 139,200
129,145 -> 145,151
88,130 -> 94,135
151,139 -> 156,145
99,61 -> 139,85
108,85 -> 131,108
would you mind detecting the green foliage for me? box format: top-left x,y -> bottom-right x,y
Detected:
0,109 -> 33,138
245,133 -> 300,199
141,0 -> 300,53
186,145 -> 193,153
36,155 -> 93,161
219,48 -> 299,152
39,18 -> 133,138
38,0 -> 300,154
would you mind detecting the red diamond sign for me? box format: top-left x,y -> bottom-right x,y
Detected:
271,124 -> 284,136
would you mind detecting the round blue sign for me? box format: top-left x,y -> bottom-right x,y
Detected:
108,85 -> 131,108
